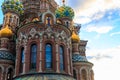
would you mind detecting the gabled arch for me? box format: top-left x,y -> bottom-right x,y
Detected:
42,10 -> 56,24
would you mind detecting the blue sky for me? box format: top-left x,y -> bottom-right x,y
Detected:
0,0 -> 120,80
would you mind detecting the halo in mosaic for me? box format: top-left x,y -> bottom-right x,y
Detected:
72,54 -> 88,62
0,50 -> 15,61
1,0 -> 24,14
55,5 -> 74,19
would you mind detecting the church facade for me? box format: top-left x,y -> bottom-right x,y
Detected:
0,0 -> 94,80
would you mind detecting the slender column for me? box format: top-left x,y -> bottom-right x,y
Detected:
4,71 -> 7,80
66,43 -> 70,74
0,71 -> 4,80
69,47 -> 73,75
39,38 -> 43,72
55,39 -> 59,73
23,44 -> 27,74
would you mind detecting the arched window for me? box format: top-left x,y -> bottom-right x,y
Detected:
73,69 -> 77,79
7,68 -> 13,80
13,16 -> 16,24
59,46 -> 64,70
66,21 -> 69,27
45,43 -> 52,69
81,69 -> 87,80
90,70 -> 94,80
30,44 -> 37,71
9,15 -> 12,24
19,47 -> 24,73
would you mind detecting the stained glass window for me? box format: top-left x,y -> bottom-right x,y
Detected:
45,44 -> 52,69
19,47 -> 24,73
59,46 -> 64,70
30,44 -> 37,70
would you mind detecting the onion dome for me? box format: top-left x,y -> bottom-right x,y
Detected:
1,0 -> 24,15
72,54 -> 88,62
71,31 -> 80,43
0,25 -> 13,38
0,50 -> 15,61
55,5 -> 74,19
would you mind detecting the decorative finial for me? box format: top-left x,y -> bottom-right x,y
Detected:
62,0 -> 65,5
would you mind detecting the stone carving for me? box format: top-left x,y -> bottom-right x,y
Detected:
29,28 -> 37,37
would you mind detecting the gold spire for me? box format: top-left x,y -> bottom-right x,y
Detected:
62,0 -> 65,5
0,25 -> 13,38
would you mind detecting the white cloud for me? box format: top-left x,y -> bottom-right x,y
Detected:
74,17 -> 91,24
85,25 -> 113,34
73,0 -> 120,24
110,31 -> 120,36
55,0 -> 120,24
87,45 -> 120,80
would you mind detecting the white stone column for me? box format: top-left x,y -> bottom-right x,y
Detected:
66,43 -> 70,75
69,47 -> 73,75
23,44 -> 27,74
56,42 -> 59,73
39,38 -> 43,72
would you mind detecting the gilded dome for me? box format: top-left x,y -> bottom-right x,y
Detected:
0,25 -> 13,38
1,0 -> 24,14
55,5 -> 74,19
71,31 -> 80,43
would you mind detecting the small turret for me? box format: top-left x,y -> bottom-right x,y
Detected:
55,0 -> 74,28
1,0 -> 24,32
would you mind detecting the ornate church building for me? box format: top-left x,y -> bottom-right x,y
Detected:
0,0 -> 94,80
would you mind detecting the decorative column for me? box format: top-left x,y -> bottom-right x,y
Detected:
55,39 -> 59,73
66,42 -> 70,75
39,37 -> 43,72
23,43 -> 27,74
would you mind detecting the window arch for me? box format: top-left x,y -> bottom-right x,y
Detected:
7,68 -> 13,80
59,45 -> 64,71
19,47 -> 24,73
45,43 -> 52,69
30,44 -> 37,71
81,69 -> 87,80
